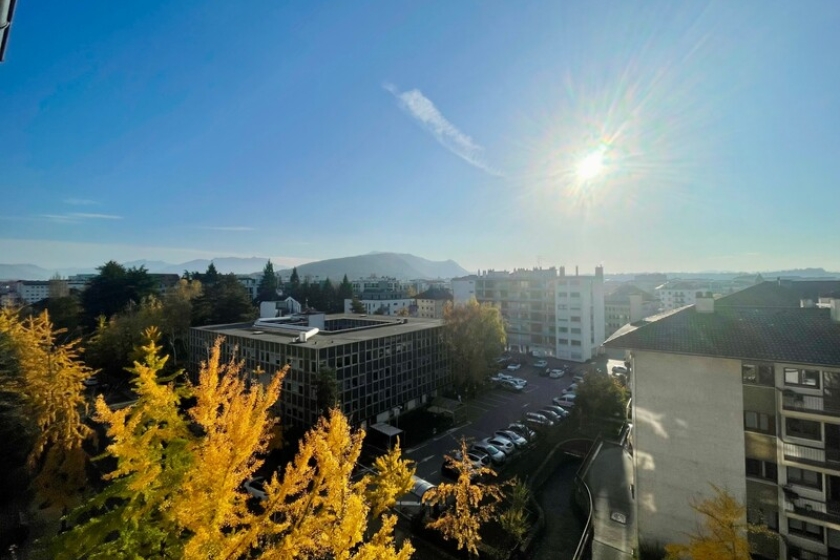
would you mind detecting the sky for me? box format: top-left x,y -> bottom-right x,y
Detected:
2,1 -> 840,274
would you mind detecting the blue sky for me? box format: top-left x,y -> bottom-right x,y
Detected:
2,1 -> 840,273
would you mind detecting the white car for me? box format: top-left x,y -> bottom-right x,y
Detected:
507,363 -> 522,371
495,430 -> 528,449
471,442 -> 507,465
549,369 -> 565,379
500,379 -> 524,392
563,383 -> 579,394
486,436 -> 516,456
553,394 -> 577,408
533,359 -> 548,368
612,365 -> 629,374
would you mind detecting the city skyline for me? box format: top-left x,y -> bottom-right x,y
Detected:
2,1 -> 840,273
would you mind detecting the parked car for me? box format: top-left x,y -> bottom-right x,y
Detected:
471,441 -> 507,465
500,379 -> 524,392
538,408 -> 562,423
612,365 -> 629,374
495,430 -> 528,449
507,423 -> 537,442
506,363 -> 522,371
573,373 -> 585,383
563,383 -> 579,394
549,369 -> 565,379
533,359 -> 548,368
441,449 -> 490,479
553,394 -> 577,408
244,477 -> 267,501
542,404 -> 570,419
524,411 -> 555,428
487,436 -> 516,456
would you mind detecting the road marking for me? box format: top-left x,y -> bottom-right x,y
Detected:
406,443 -> 427,455
419,455 -> 435,464
521,403 -> 530,408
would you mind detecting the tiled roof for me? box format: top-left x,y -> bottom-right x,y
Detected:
605,282 -> 840,367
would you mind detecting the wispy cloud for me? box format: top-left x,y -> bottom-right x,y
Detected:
197,226 -> 255,232
384,83 -> 501,176
63,198 -> 99,206
38,212 -> 123,224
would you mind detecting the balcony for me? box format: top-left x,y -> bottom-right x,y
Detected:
783,492 -> 840,525
781,389 -> 840,418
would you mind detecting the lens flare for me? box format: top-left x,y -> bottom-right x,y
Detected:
576,148 -> 606,181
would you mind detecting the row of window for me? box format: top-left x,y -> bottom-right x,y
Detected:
743,362 -> 840,391
745,459 -> 824,492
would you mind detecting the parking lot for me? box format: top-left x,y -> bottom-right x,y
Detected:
403,356 -> 587,484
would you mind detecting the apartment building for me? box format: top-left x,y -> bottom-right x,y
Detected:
604,284 -> 658,338
190,314 -> 450,431
454,266 -> 605,362
605,281 -> 840,560
654,279 -> 714,311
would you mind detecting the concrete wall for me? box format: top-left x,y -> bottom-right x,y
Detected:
631,350 -> 746,548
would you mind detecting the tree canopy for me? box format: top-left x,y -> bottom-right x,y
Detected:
443,299 -> 506,390
665,485 -> 769,560
574,372 -> 628,428
81,261 -> 158,327
192,273 -> 256,326
256,260 -> 278,302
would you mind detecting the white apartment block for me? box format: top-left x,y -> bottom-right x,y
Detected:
606,281 -> 840,560
15,281 -> 50,304
654,279 -> 714,311
343,298 -> 414,316
459,266 -> 605,362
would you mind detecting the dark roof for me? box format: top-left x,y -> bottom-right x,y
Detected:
604,283 -> 654,303
715,280 -> 840,309
605,282 -> 840,367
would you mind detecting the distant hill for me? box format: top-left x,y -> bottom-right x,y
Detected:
0,253 -> 470,281
277,253 -> 470,281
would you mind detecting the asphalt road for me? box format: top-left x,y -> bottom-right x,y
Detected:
404,356 -> 584,485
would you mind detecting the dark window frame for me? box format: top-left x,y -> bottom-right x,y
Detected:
787,466 -> 823,490
786,417 -> 822,441
785,367 -> 821,389
744,411 -> 776,435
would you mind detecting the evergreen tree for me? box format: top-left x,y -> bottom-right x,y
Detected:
257,260 -> 278,302
192,274 -> 256,326
289,267 -> 300,290
351,296 -> 366,314
322,278 -> 337,312
81,261 -> 158,327
338,274 -> 354,305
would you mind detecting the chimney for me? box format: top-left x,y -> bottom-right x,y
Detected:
559,266 -> 565,277
832,299 -> 840,323
801,299 -> 815,308
696,292 -> 714,314
575,265 -> 579,276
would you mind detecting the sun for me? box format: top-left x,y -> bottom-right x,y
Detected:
576,148 -> 606,181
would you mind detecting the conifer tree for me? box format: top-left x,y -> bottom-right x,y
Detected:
257,259 -> 278,302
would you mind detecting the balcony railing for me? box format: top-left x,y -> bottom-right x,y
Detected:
784,442 -> 826,465
781,390 -> 840,418
783,492 -> 840,524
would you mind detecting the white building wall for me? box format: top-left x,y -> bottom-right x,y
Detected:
631,350 -> 746,548
16,281 -> 50,304
343,298 -> 414,316
451,278 -> 476,305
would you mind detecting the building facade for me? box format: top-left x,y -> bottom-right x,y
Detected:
604,285 -> 658,338
190,314 -> 451,431
454,266 -> 605,362
606,282 -> 840,560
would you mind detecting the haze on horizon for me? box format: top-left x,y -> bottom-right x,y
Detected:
2,1 -> 839,274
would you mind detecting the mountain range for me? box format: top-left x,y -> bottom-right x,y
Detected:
0,253 -> 471,281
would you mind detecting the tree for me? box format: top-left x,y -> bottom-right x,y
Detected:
365,439 -> 415,517
0,309 -> 93,510
51,333 -> 413,560
351,296 -> 366,314
443,299 -> 506,390
81,261 -> 158,327
338,275 -> 354,306
288,267 -> 300,294
422,438 -> 505,556
315,366 -> 340,416
53,330 -> 283,559
257,260 -> 278,302
322,278 -> 337,312
664,484 -> 773,560
192,273 -> 256,326
160,278 -> 202,365
575,372 -> 628,428
498,477 -> 531,550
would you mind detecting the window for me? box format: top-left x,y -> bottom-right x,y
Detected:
788,467 -> 822,490
785,368 -> 820,388
742,363 -> 774,386
788,518 -> 824,541
746,458 -> 777,482
571,328 -> 581,334
571,316 -> 581,323
570,291 -> 580,298
786,418 -> 822,441
744,411 -> 775,435
571,340 -> 581,346
747,508 -> 778,531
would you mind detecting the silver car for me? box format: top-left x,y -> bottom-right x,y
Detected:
495,430 -> 528,449
471,441 -> 507,465
487,436 -> 516,456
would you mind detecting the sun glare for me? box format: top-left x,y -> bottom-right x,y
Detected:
576,149 -> 605,181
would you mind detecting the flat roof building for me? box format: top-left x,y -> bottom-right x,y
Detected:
190,313 -> 451,431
